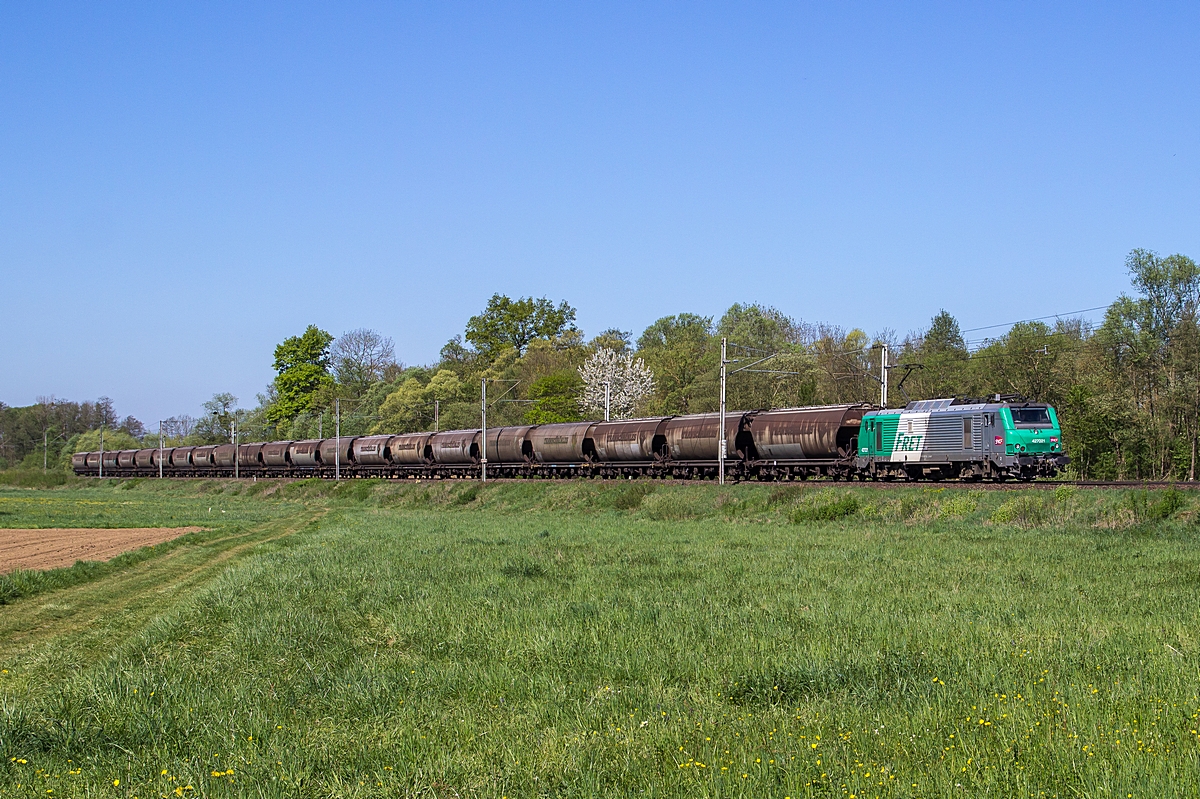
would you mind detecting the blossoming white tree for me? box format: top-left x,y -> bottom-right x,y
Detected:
578,348 -> 655,420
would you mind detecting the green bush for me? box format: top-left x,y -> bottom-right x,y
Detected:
767,486 -> 805,507
610,482 -> 656,510
790,492 -> 859,523
333,480 -> 375,502
1126,488 -> 1187,522
936,494 -> 977,520
451,483 -> 483,505
990,495 -> 1046,527
640,490 -> 704,521
0,469 -> 74,488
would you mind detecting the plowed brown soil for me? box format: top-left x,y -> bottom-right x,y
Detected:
0,527 -> 204,573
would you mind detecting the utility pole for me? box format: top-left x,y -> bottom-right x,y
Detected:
99,425 -> 104,478
480,379 -> 487,482
719,337 -> 727,486
158,421 -> 164,479
604,381 -> 610,422
881,344 -> 889,408
232,417 -> 239,480
434,400 -> 439,433
43,430 -> 48,472
335,399 -> 341,481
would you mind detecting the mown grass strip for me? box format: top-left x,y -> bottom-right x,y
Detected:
0,507 -> 324,689
0,485 -> 307,605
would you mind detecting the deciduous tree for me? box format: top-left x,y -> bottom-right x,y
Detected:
526,372 -> 585,424
332,329 -> 397,396
717,304 -> 814,410
194,393 -> 239,443
465,295 -> 577,356
636,314 -> 714,414
578,348 -> 655,419
266,325 -> 334,431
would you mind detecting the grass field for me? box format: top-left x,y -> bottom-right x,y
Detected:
0,479 -> 1198,797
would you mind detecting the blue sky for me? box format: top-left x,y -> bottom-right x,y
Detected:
3,2 -> 1198,425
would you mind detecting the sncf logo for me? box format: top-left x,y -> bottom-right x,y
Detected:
994,436 -> 1004,446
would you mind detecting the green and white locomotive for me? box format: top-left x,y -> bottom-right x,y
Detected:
856,396 -> 1068,481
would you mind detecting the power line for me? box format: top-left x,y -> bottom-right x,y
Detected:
960,305 -> 1110,334
964,328 -> 1085,351
725,304 -> 1108,355
737,369 -> 812,376
965,328 -> 1079,343
960,343 -> 1088,363
662,304 -> 1108,390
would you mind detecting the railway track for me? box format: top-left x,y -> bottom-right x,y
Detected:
88,474 -> 1198,490
826,479 -> 1199,490
526,478 -> 1198,489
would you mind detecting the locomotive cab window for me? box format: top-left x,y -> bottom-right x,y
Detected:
875,421 -> 883,451
1010,407 -> 1051,427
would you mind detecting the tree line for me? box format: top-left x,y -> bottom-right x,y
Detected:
4,248 -> 1196,480
0,397 -> 141,471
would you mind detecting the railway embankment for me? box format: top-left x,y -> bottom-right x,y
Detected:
5,475 -> 1197,529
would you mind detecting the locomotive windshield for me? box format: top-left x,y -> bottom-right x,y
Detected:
1009,407 -> 1052,427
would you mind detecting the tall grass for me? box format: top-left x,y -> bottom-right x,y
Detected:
0,481 -> 1198,796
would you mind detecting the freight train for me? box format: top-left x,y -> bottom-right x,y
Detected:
74,396 -> 1067,482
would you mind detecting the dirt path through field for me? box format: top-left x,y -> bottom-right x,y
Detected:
0,527 -> 205,573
